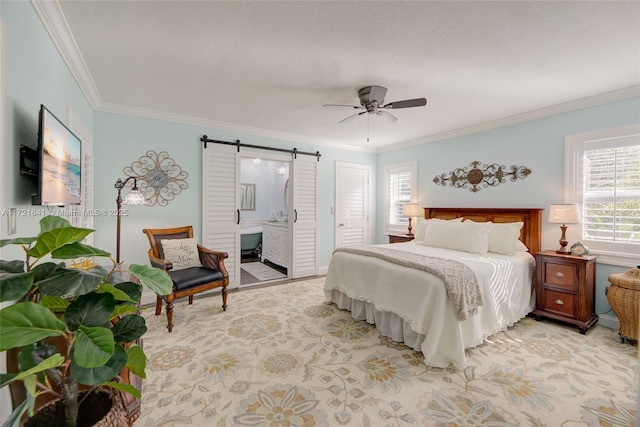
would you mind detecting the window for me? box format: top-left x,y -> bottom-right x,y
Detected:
383,161 -> 417,234
565,124 -> 640,266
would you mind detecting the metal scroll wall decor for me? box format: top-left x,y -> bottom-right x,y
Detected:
123,150 -> 188,206
433,161 -> 531,193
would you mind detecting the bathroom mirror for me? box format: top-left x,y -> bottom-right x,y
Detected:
240,183 -> 255,210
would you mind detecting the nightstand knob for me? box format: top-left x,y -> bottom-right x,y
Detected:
555,272 -> 564,278
555,299 -> 564,305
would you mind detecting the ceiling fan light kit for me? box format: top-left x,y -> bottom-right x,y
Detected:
323,85 -> 427,126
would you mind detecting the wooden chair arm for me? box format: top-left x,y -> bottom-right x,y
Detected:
148,249 -> 173,271
197,245 -> 229,278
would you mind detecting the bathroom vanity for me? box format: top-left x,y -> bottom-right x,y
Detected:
262,222 -> 289,269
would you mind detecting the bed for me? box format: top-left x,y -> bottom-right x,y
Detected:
324,207 -> 543,369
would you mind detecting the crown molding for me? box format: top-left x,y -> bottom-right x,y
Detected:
97,102 -> 377,154
31,0 -> 102,108
378,86 -> 640,153
36,0 -> 637,154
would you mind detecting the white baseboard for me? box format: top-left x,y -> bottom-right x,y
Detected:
597,313 -> 620,331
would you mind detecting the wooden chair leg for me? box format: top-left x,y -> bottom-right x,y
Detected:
221,285 -> 228,311
188,295 -> 194,305
155,295 -> 163,315
165,295 -> 175,333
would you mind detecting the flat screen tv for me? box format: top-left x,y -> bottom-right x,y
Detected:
33,105 -> 82,206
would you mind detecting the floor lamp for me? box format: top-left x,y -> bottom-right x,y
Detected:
115,176 -> 147,264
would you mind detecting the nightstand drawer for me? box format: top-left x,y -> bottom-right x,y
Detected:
544,263 -> 576,288
543,289 -> 576,317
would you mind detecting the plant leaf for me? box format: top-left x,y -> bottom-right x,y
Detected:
0,237 -> 36,248
2,399 -> 27,427
38,215 -> 72,232
125,344 -> 146,379
38,296 -> 70,313
112,304 -> 139,318
27,227 -> 94,259
112,314 -> 146,343
115,281 -> 142,304
7,354 -> 65,384
0,260 -> 25,273
31,262 -> 65,282
51,242 -> 111,259
103,380 -> 141,399
65,292 -> 115,331
0,302 -> 66,351
74,326 -> 114,368
37,268 -> 104,297
70,344 -> 127,386
0,272 -> 34,302
96,283 -> 134,303
129,264 -> 173,296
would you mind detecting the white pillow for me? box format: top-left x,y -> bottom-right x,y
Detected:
487,222 -> 524,255
514,239 -> 529,252
414,217 -> 463,241
161,238 -> 202,271
423,220 -> 491,254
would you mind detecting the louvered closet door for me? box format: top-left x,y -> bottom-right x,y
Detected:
291,155 -> 319,278
202,144 -> 240,288
335,162 -> 370,247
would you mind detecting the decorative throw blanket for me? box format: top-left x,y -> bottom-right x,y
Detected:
333,246 -> 484,321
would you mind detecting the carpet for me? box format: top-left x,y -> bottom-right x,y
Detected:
240,261 -> 286,281
138,278 -> 638,426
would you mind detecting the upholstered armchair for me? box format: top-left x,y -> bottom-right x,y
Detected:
142,226 -> 229,332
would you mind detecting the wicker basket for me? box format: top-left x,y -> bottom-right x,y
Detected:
607,266 -> 640,343
22,388 -> 128,427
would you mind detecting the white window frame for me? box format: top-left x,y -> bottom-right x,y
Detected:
383,161 -> 417,235
564,123 -> 640,267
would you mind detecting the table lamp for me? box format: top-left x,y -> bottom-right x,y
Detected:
402,204 -> 421,236
548,203 -> 581,254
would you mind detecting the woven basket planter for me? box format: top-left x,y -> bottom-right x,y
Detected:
22,388 -> 128,427
607,266 -> 640,343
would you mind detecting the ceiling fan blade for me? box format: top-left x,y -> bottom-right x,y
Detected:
338,111 -> 366,124
323,104 -> 362,109
377,111 -> 398,123
383,98 -> 427,109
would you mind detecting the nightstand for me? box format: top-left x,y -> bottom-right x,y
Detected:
532,250 -> 598,334
388,233 -> 414,243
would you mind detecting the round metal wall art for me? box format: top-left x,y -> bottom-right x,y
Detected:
124,150 -> 188,206
433,160 -> 531,193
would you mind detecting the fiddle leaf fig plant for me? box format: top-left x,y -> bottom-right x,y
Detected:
0,215 -> 173,427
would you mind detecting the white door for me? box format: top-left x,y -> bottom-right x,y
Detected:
335,162 -> 371,247
202,144 -> 241,288
291,155 -> 319,278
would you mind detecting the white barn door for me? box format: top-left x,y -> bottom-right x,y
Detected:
291,155 -> 319,278
202,143 -> 241,288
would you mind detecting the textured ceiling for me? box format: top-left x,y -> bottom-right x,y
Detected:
49,1 -> 640,151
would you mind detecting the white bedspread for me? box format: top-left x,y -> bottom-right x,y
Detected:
324,242 -> 535,369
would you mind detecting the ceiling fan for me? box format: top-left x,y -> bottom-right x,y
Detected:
323,85 -> 427,124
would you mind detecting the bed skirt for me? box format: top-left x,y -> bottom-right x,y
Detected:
328,289 -> 427,351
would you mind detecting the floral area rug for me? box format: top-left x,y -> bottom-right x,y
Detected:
138,278 -> 638,426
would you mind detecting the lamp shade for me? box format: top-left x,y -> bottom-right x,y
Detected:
123,189 -> 147,206
548,204 -> 580,224
402,204 -> 421,217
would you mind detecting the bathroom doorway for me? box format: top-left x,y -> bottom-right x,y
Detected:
239,155 -> 290,286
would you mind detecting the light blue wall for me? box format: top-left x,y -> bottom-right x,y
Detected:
2,0 -> 638,330
92,112 -> 376,269
376,97 -> 640,317
1,2 -> 93,261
